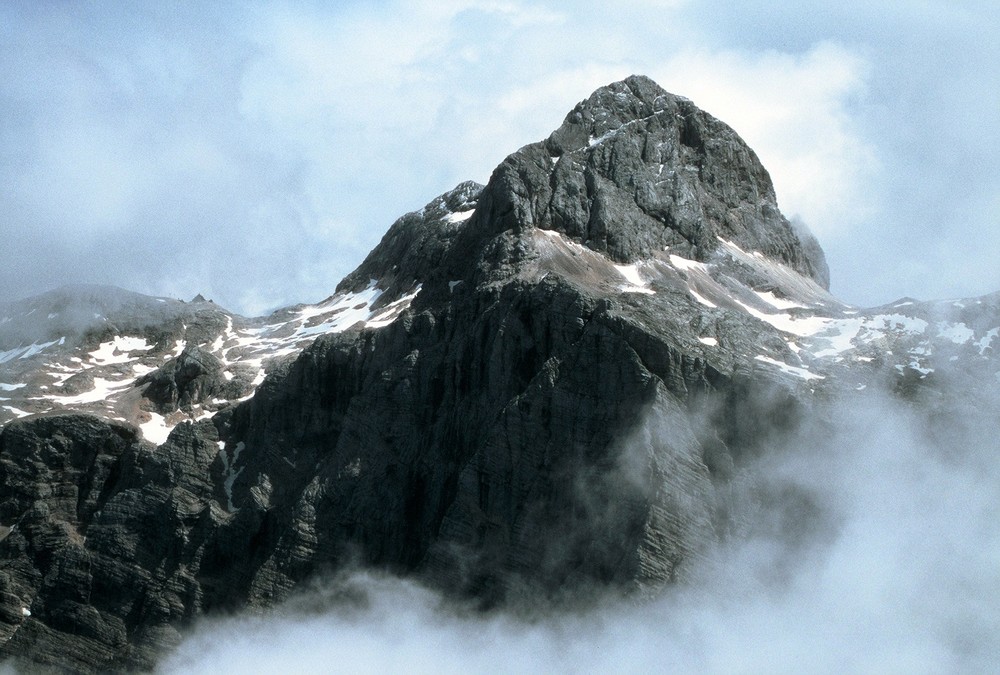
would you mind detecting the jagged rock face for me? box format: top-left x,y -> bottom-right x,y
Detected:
224,279 -> 738,605
140,345 -> 229,413
0,414 -> 239,672
204,77 -> 836,608
1,76 -> 998,672
339,180 -> 483,300
469,75 -> 829,288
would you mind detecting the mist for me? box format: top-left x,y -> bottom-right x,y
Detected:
158,373 -> 1000,673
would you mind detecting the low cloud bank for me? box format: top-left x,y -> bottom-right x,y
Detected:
160,380 -> 1000,673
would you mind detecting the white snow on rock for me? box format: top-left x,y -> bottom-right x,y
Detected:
716,238 -> 835,309
0,383 -> 26,391
689,289 -> 717,309
171,339 -> 186,358
132,363 -> 157,377
733,296 -> 943,364
42,377 -> 133,405
2,406 -> 31,418
285,280 -> 383,338
754,290 -> 806,310
0,340 -> 61,364
140,412 -> 173,446
755,355 -> 825,381
445,209 -> 475,224
614,264 -> 655,295
367,286 -> 423,328
977,328 -> 998,355
935,321 -> 975,344
698,337 -> 718,346
89,336 -> 153,365
734,300 -> 831,338
668,254 -> 709,273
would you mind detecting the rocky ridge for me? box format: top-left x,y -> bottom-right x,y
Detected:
1,75 -> 998,672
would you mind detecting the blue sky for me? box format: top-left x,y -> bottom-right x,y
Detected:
2,1 -> 997,314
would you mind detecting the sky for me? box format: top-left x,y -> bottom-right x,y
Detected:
1,1 -> 997,316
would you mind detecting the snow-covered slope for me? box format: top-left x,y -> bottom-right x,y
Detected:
524,226 -> 1000,389
0,280 -> 424,440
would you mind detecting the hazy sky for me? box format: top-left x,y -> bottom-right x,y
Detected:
2,1 -> 997,315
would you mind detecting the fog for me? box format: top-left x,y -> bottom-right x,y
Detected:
159,377 -> 1000,673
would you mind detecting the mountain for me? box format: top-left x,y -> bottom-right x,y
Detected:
1,75 -> 998,672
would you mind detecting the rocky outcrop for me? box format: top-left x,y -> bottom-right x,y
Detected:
139,345 -> 229,413
456,75 -> 829,289
0,414 -> 234,671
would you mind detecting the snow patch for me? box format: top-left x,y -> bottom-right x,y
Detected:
44,377 -> 133,405
755,355 -> 825,381
977,328 -> 998,355
734,300 -> 832,338
0,383 -> 26,391
669,254 -> 709,273
935,321 -> 975,344
445,210 -> 474,224
171,339 -> 186,358
690,290 -> 717,309
2,406 -> 31,418
140,413 -> 173,446
754,290 -> 806,310
0,340 -> 60,364
292,280 -> 384,336
367,286 -> 422,328
698,337 -> 718,347
614,264 -> 655,295
89,336 -> 153,365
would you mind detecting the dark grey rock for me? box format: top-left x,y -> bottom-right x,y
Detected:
139,345 -> 227,413
467,75 -> 829,288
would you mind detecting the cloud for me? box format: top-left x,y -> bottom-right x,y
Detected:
0,2 -> 996,314
649,43 -> 877,240
158,375 -> 1000,673
668,1 -> 1000,304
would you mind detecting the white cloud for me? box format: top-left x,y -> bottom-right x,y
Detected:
159,384 -> 1000,673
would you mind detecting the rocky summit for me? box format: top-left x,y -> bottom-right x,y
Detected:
1,75 -> 998,672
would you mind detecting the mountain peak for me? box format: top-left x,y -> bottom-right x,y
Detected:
545,74 -> 687,154
331,76 -> 830,307
478,74 -> 830,289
